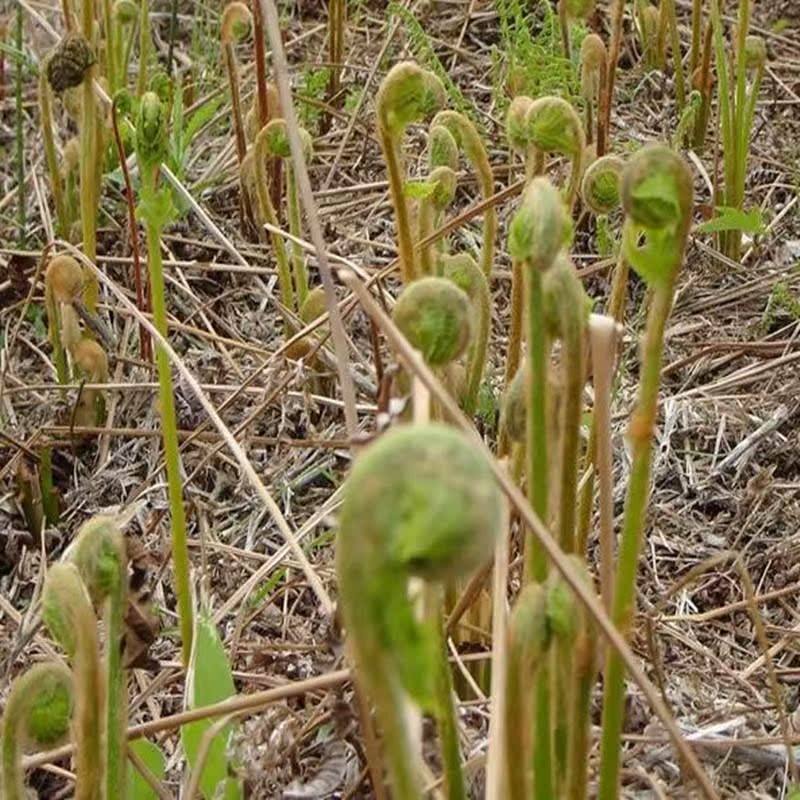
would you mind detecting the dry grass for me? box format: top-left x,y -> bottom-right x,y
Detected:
3,0 -> 800,797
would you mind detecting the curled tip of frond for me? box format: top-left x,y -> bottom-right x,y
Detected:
42,562 -> 94,657
441,252 -> 485,298
621,143 -> 693,229
300,286 -> 327,324
581,154 -> 625,215
135,91 -> 169,169
46,255 -> 84,304
244,84 -> 282,144
508,177 -> 569,270
508,583 -> 550,670
258,118 -> 313,160
560,0 -> 596,19
502,363 -> 527,443
113,0 -> 138,24
427,165 -> 458,210
392,277 -> 472,366
65,515 -> 126,606
45,33 -> 96,93
428,124 -> 459,171
745,35 -> 767,70
72,339 -> 109,381
376,62 -> 446,136
526,95 -> 585,158
580,34 -> 607,98
505,96 -> 534,154
547,555 -> 592,638
543,255 -> 591,340
340,423 -> 503,584
221,1 -> 253,43
4,662 -> 74,750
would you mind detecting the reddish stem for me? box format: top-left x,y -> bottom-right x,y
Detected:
111,102 -> 151,361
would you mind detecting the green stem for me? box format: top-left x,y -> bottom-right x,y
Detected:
254,134 -> 295,322
39,73 -> 69,239
689,0 -> 703,74
429,587 -> 466,800
524,268 -> 549,582
524,266 -> 555,800
102,0 -> 118,92
142,168 -> 193,667
663,0 -> 686,111
504,652 -> 532,800
464,272 -> 490,416
287,165 -> 309,307
79,68 -> 99,308
558,0 -> 571,61
566,625 -> 596,800
596,283 -> 680,800
15,3 -> 25,247
136,0 -> 150,97
104,560 -> 128,799
379,126 -> 418,283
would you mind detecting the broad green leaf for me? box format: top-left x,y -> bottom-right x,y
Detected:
694,206 -> 766,236
181,610 -> 242,800
126,739 -> 166,800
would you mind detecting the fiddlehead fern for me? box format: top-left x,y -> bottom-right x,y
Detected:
260,118 -> 314,308
526,96 -> 586,209
2,663 -> 74,800
337,422 -> 504,797
221,2 -> 254,231
134,92 -> 193,669
417,165 -> 457,275
376,62 -> 445,284
42,562 -> 103,800
506,95 -> 542,180
441,253 -> 490,414
64,516 -> 129,800
580,154 -> 624,216
392,277 -> 471,367
253,122 -> 295,321
72,338 -> 109,427
579,34 -> 607,146
45,254 -> 84,383
430,110 -> 496,279
598,144 -> 693,800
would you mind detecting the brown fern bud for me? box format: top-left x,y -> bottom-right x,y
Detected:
46,33 -> 96,93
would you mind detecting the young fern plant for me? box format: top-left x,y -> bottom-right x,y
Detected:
526,96 -> 586,209
711,0 -> 763,261
416,165 -> 457,275
221,2 -> 255,230
251,123 -> 297,328
337,422 -> 504,798
557,0 -> 595,61
441,253 -> 491,415
430,110 -> 496,280
259,118 -> 314,309
597,144 -> 694,800
45,254 -> 84,384
376,62 -> 446,284
134,91 -> 194,668
636,1 -> 662,71
45,31 -> 100,309
42,561 -> 104,800
72,338 -> 109,427
579,34 -> 607,147
64,516 -> 129,799
391,276 -> 472,412
2,663 -> 74,800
